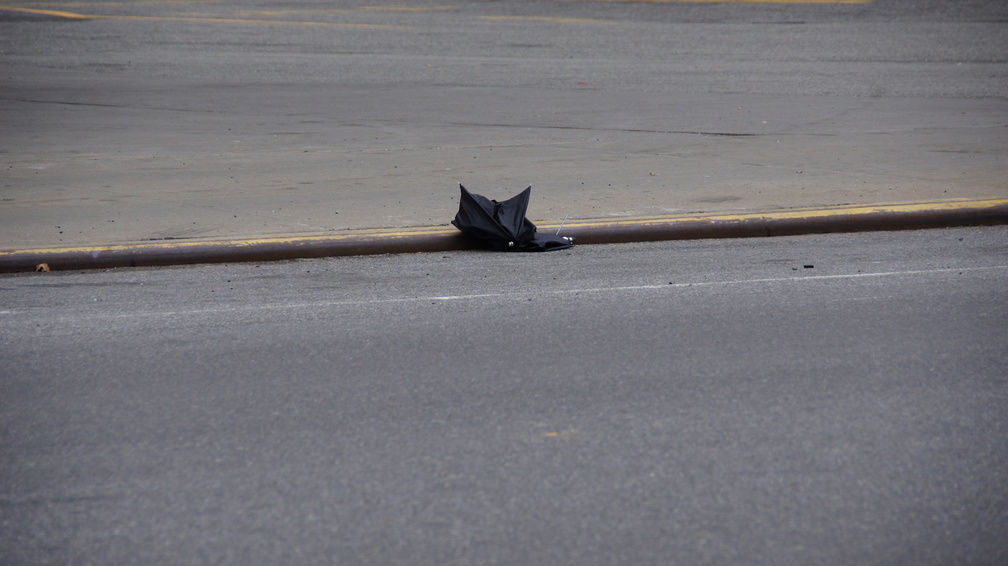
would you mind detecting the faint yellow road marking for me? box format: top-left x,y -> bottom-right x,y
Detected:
234,6 -> 455,17
480,15 -> 609,24
0,4 -> 409,27
2,0 -> 219,9
578,0 -> 872,3
0,5 -> 90,18
544,430 -> 578,439
90,14 -> 406,28
13,1 -> 219,6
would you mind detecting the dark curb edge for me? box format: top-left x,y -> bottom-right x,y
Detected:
568,199 -> 1008,244
3,199 -> 1007,273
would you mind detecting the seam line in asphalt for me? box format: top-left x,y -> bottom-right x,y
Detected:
2,198 -> 1006,272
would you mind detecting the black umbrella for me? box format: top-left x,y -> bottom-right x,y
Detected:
451,184 -> 573,252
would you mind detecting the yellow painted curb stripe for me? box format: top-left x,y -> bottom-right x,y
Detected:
555,198 -> 1008,231
3,199 -> 1005,258
0,228 -> 458,257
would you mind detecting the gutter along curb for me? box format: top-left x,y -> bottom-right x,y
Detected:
3,199 -> 1006,273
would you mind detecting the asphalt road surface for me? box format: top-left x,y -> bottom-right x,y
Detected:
2,226 -> 1006,565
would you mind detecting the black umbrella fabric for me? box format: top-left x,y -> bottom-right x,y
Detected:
451,185 -> 573,252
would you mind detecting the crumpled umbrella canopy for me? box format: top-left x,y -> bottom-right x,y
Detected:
451,185 -> 573,252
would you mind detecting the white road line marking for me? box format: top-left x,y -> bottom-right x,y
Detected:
4,266 -> 1004,323
161,264 -> 1008,313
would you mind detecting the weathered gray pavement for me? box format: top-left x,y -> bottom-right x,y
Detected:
1,0 -> 1006,260
3,227 -> 1007,565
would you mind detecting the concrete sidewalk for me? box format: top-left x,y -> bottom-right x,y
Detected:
2,80 -> 1007,271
